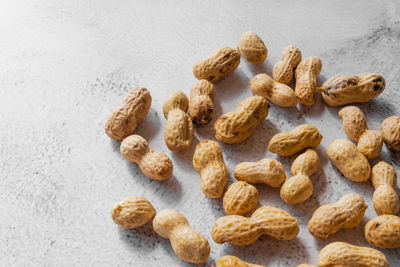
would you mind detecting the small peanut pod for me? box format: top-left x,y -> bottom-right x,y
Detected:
153,209 -> 210,263
308,193 -> 367,239
234,158 -> 286,187
318,242 -> 389,267
272,46 -> 302,84
250,73 -> 298,107
280,149 -> 319,204
214,96 -> 269,144
294,57 -> 322,106
188,80 -> 215,125
193,140 -> 228,198
212,206 -> 299,246
193,47 -> 240,83
111,196 -> 155,229
105,88 -> 152,140
217,255 -> 265,267
381,115 -> 400,151
371,161 -> 399,215
268,124 -> 322,157
326,139 -> 370,182
318,73 -> 386,106
365,215 -> 400,249
120,135 -> 173,180
223,181 -> 259,215
163,91 -> 194,152
237,31 -> 268,64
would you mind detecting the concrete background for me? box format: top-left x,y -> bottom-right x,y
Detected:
1,0 -> 400,266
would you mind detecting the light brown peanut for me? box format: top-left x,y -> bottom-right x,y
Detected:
217,255 -> 265,267
193,47 -> 240,82
237,31 -> 268,64
250,73 -> 298,107
120,135 -> 173,180
234,158 -> 286,187
294,57 -> 322,106
371,161 -> 399,215
193,140 -> 228,198
163,91 -> 194,152
223,181 -> 259,215
308,193 -> 367,239
214,96 -> 269,144
381,115 -> 400,151
153,209 -> 210,263
111,196 -> 155,229
212,206 -> 299,246
189,80 -> 215,125
105,88 -> 152,140
280,149 -> 319,204
365,215 -> 400,249
318,73 -> 385,106
318,242 -> 389,267
273,46 -> 302,84
268,124 -> 322,156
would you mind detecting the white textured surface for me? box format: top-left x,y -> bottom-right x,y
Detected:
1,1 -> 400,266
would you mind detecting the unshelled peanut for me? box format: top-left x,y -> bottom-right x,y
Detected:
189,80 -> 215,125
308,193 -> 367,239
217,255 -> 265,267
111,196 -> 155,229
223,181 -> 259,216
237,31 -> 268,64
272,46 -> 302,84
212,206 -> 299,246
365,215 -> 400,248
214,95 -> 269,144
193,140 -> 228,198
268,124 -> 322,156
381,115 -> 400,151
105,88 -> 152,140
120,135 -> 173,180
153,209 -> 210,263
295,57 -> 322,106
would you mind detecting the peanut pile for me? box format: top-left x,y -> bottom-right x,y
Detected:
107,31 -> 400,266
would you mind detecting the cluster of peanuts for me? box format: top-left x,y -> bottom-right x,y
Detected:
105,31 -> 400,266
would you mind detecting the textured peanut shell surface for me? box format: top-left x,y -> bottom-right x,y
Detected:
268,124 -> 322,156
318,242 -> 389,267
319,73 -> 385,106
381,115 -> 400,151
358,129 -> 383,159
111,196 -> 155,229
237,31 -> 267,64
214,95 -> 269,144
223,181 -> 259,215
294,56 -> 322,106
250,73 -> 298,107
193,46 -> 240,83
365,215 -> 400,248
272,46 -> 302,84
338,106 -> 368,141
217,255 -> 265,267
308,193 -> 367,239
189,80 -> 215,125
105,88 -> 152,140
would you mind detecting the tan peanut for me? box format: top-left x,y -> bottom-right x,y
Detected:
237,31 -> 268,64
272,46 -> 302,84
294,57 -> 322,106
381,115 -> 400,151
163,91 -> 194,152
250,73 -> 298,107
153,209 -> 210,263
234,158 -> 286,187
318,241 -> 389,267
371,161 -> 399,215
214,96 -> 269,144
365,215 -> 400,249
105,88 -> 152,140
212,206 -> 299,246
308,193 -> 367,239
120,135 -> 173,180
193,47 -> 240,82
193,140 -> 228,198
268,124 -> 322,156
188,80 -> 215,125
338,106 -> 383,159
318,73 -> 386,106
223,181 -> 259,215
111,196 -> 155,229
280,149 -> 319,204
217,255 -> 265,267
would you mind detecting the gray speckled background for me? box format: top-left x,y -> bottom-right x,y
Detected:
1,1 -> 400,266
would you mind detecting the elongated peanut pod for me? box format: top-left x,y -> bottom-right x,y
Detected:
217,255 -> 265,267
273,46 -> 302,84
189,80 -> 215,125
294,57 -> 322,106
